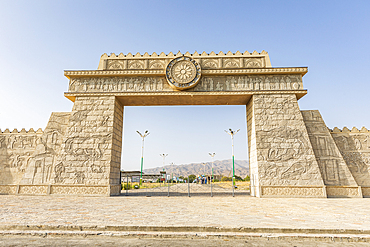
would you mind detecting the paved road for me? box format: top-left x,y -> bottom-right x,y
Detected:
1,195 -> 369,230
1,195 -> 370,245
1,236 -> 369,247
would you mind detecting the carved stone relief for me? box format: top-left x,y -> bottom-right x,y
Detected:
247,94 -> 324,188
68,75 -> 303,93
301,110 -> 358,187
0,113 -> 70,186
53,96 -> 121,186
104,56 -> 266,71
331,131 -> 370,186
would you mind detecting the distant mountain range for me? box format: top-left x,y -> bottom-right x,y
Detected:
143,159 -> 249,178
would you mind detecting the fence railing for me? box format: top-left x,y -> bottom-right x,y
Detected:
121,176 -> 250,197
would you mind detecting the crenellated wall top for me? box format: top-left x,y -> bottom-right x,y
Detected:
97,50 -> 272,70
0,128 -> 43,134
329,127 -> 369,133
64,50 -> 308,79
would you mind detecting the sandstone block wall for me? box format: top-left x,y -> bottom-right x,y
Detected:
0,96 -> 123,196
302,110 -> 362,198
247,94 -> 326,198
330,126 -> 370,197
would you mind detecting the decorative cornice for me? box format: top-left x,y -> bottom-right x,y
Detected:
64,67 -> 307,79
64,90 -> 308,102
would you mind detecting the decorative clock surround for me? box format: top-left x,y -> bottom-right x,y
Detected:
165,56 -> 201,90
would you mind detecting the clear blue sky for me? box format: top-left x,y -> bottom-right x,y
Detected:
0,1 -> 369,171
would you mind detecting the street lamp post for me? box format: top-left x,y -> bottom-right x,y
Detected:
170,162 -> 175,183
160,154 -> 168,183
225,128 -> 239,187
208,153 -> 216,183
137,130 -> 150,186
202,162 -> 206,176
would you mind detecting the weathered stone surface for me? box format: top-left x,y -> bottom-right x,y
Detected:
330,126 -> 370,196
0,113 -> 70,186
67,75 -> 303,93
1,51 -> 368,197
247,94 -> 325,197
301,110 -> 362,197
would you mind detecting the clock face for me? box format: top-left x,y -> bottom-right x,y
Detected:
165,56 -> 201,90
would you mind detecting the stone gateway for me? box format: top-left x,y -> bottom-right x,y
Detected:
0,51 -> 369,197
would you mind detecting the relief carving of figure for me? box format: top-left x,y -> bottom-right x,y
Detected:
9,154 -> 21,168
280,78 -> 286,90
209,78 -> 214,91
74,171 -> 85,184
230,77 -> 237,90
274,77 -> 280,90
128,79 -> 134,90
365,136 -> 370,149
145,78 -> 151,91
139,81 -> 144,91
216,82 -> 223,91
265,77 -> 270,90
280,162 -> 307,180
237,77 -> 244,89
54,162 -> 65,183
286,77 -> 291,90
133,79 -> 139,91
122,79 -> 128,91
254,77 -> 260,90
157,79 -> 163,91
354,138 -> 362,150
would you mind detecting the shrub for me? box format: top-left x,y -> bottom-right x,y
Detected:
221,177 -> 232,182
123,183 -> 132,190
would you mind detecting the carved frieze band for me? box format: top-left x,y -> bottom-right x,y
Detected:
260,186 -> 326,197
68,75 -> 303,93
0,185 -> 114,196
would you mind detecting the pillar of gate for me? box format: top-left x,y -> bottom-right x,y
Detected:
247,93 -> 326,197
53,95 -> 123,196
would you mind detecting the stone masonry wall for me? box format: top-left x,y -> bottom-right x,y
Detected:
54,96 -> 122,190
0,112 -> 70,195
330,127 -> 370,196
301,110 -> 361,197
247,94 -> 325,197
0,128 -> 43,185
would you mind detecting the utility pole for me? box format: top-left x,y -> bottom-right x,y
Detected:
137,130 -> 150,186
225,128 -> 239,187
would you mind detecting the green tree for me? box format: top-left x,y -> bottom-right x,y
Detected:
188,174 -> 196,183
